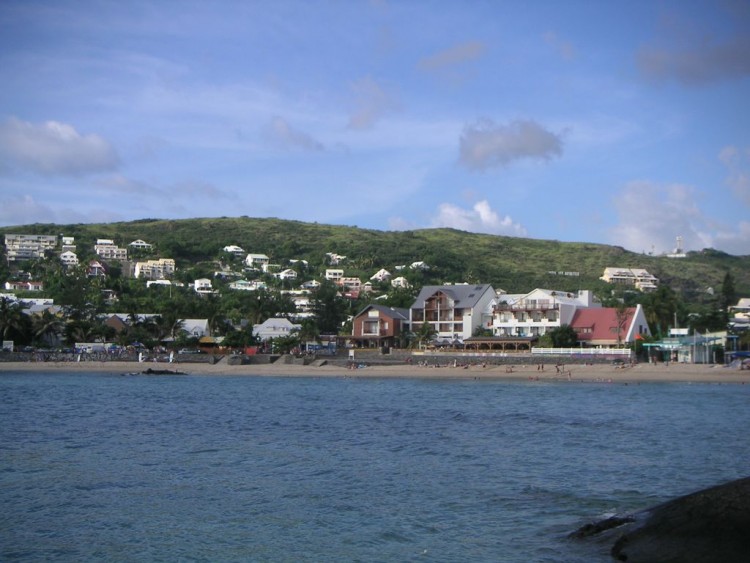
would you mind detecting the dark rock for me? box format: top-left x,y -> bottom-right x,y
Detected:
571,476 -> 750,562
142,368 -> 187,375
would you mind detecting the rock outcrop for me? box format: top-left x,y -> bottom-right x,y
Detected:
571,476 -> 750,562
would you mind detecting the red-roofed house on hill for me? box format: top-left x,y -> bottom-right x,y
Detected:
570,304 -> 651,347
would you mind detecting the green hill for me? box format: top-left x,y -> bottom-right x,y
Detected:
2,216 -> 749,298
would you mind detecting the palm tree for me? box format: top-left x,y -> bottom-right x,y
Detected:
31,309 -> 65,347
415,321 -> 437,349
0,298 -> 28,343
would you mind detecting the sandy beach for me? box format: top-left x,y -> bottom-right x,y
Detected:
2,359 -> 749,384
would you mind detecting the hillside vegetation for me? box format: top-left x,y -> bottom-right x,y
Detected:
2,216 -> 748,297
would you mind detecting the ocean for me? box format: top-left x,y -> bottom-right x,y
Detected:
2,371 -> 749,562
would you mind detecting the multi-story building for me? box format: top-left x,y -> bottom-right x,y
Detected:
600,267 -> 659,292
410,284 -> 496,342
95,239 -> 128,261
351,304 -> 409,348
134,258 -> 176,280
492,289 -> 598,338
4,234 -> 57,262
60,251 -> 79,268
325,269 -> 344,283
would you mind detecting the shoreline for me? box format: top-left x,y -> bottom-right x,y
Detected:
1,360 -> 749,384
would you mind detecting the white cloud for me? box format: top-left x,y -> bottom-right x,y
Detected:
608,180 -> 750,255
459,118 -> 563,170
347,76 -> 399,130
263,116 -> 324,151
0,117 -> 119,175
418,40 -> 486,71
430,200 -> 527,236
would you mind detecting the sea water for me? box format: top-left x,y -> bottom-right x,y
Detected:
2,372 -> 749,562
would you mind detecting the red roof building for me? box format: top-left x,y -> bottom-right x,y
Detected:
570,304 -> 651,347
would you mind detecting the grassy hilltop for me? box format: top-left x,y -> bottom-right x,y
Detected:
2,216 -> 749,298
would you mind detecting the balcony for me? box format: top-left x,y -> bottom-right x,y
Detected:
494,302 -> 560,312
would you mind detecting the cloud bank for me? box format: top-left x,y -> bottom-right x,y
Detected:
0,117 -> 119,176
431,200 -> 527,237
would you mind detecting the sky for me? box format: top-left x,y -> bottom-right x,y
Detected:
0,0 -> 749,256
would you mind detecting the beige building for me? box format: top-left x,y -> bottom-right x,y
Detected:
134,258 -> 176,279
4,234 -> 57,262
600,267 -> 659,291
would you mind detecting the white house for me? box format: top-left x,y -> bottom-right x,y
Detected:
60,250 -> 79,267
252,317 -> 301,341
325,269 -> 344,283
370,268 -> 391,282
275,269 -> 298,281
223,245 -> 246,257
181,319 -> 210,338
301,280 -> 320,290
729,298 -> 750,332
282,289 -> 313,319
229,279 -> 267,291
194,278 -> 215,294
245,253 -> 270,269
129,239 -> 153,251
492,289 -> 599,338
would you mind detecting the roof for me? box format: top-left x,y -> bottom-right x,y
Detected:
570,307 -> 637,343
411,284 -> 494,309
355,304 -> 409,321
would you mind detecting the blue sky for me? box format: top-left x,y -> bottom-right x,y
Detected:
1,0 -> 749,255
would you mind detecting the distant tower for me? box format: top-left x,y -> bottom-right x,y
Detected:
674,235 -> 683,254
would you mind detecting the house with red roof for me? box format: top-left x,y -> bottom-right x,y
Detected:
570,304 -> 651,347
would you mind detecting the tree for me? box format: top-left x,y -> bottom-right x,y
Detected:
719,271 -> 736,325
415,321 -> 437,349
311,280 -> 347,334
31,310 -> 65,347
641,286 -> 681,337
545,324 -> 578,347
0,298 -> 29,344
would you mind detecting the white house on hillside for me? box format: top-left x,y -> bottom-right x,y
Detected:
129,239 -> 153,251
370,268 -> 391,282
245,253 -> 270,269
60,251 -> 79,267
223,245 -> 245,257
194,278 -> 215,294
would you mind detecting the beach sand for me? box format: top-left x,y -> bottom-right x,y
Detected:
1,359 -> 749,384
